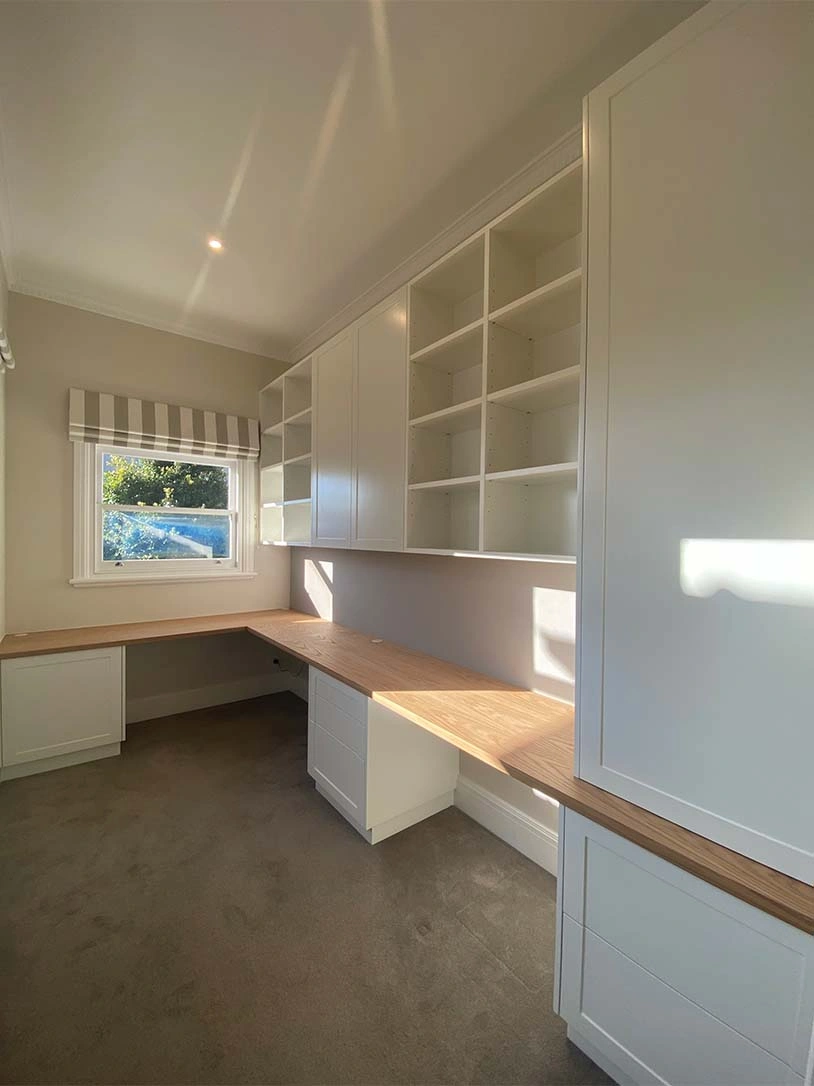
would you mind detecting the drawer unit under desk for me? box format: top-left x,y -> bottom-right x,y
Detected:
558,809 -> 814,1086
306,666 -> 459,844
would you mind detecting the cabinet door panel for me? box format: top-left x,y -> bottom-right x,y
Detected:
313,332 -> 353,548
578,2 -> 814,880
1,648 -> 123,765
352,291 -> 407,550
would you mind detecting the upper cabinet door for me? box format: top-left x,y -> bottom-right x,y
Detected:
352,290 -> 407,551
313,331 -> 354,548
578,3 -> 814,882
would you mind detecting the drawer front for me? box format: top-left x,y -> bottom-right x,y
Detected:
311,692 -> 365,758
562,811 -> 814,1073
309,667 -> 366,724
561,916 -> 802,1086
309,723 -> 366,826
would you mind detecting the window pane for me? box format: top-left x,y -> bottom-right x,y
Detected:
102,454 -> 229,509
102,509 -> 231,561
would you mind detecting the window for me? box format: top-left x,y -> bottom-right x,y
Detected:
72,444 -> 256,585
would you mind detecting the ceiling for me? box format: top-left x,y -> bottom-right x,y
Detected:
0,1 -> 691,361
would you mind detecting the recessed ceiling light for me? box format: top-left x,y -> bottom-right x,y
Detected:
207,237 -> 224,252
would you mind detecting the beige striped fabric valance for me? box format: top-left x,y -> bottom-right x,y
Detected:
69,388 -> 259,460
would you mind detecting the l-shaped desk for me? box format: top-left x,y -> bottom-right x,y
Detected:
0,608 -> 811,934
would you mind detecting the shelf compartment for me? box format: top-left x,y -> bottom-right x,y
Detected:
284,452 -> 311,467
410,354 -> 483,421
408,474 -> 480,492
485,396 -> 578,476
283,500 -> 312,545
260,505 -> 283,545
260,464 -> 283,505
487,316 -> 580,395
407,480 -> 480,552
488,161 -> 582,313
284,417 -> 312,461
409,413 -> 482,485
410,399 -> 482,435
283,460 -> 311,503
483,475 -> 577,558
410,235 -> 485,354
487,366 -> 580,413
489,269 -> 582,341
260,433 -> 283,469
284,377 -> 312,420
260,385 -> 283,433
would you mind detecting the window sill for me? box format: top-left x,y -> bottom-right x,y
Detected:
70,572 -> 258,588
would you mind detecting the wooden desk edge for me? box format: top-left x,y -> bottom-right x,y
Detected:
505,762 -> 814,934
1,608 -> 811,934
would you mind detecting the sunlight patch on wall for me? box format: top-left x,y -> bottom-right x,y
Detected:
532,586 -> 575,694
680,539 -> 814,607
304,558 -> 334,620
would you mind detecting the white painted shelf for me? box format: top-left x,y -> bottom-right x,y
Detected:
489,268 -> 582,340
487,366 -> 580,413
409,319 -> 484,372
409,399 -> 482,434
405,158 -> 584,562
408,475 -> 480,492
485,462 -> 577,486
259,358 -> 314,544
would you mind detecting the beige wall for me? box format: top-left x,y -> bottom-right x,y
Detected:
290,548 -> 575,831
0,253 -> 7,637
5,292 -> 292,701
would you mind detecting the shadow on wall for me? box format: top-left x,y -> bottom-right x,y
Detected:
300,553 -> 575,701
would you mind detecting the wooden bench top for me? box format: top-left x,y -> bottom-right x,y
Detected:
2,608 -> 812,934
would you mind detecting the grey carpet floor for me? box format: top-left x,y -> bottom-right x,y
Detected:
0,692 -> 610,1086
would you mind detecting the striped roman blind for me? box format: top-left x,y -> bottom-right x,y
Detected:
68,388 -> 259,460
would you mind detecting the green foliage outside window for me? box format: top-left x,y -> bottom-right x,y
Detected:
102,455 -> 229,509
102,454 -> 231,562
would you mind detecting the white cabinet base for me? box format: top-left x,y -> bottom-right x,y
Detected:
0,742 -> 121,782
567,1026 -> 635,1086
308,665 -> 459,844
316,783 -> 454,844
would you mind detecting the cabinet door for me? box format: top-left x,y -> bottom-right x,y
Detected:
578,3 -> 814,881
352,290 -> 407,551
1,648 -> 124,765
312,330 -> 354,548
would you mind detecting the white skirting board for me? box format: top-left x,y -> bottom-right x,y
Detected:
126,673 -> 291,724
454,775 -> 559,876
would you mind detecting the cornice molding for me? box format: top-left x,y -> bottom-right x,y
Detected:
290,126 -> 582,363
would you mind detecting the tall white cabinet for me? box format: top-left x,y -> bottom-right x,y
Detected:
577,0 -> 814,884
312,289 -> 408,551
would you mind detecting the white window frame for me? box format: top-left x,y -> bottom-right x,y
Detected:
71,443 -> 257,586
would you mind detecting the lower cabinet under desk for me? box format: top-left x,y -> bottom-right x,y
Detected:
556,809 -> 814,1086
306,666 -> 459,843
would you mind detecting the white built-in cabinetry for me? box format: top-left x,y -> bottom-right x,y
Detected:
577,0 -> 814,885
261,290 -> 408,551
307,666 -> 459,841
559,4 -> 814,1083
558,810 -> 814,1086
0,648 -> 125,779
259,356 -> 314,545
260,160 -> 583,561
407,161 -> 582,559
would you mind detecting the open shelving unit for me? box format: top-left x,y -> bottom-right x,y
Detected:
406,159 -> 582,561
258,357 -> 313,545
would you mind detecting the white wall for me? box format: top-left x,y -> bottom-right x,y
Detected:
290,548 -> 575,845
5,292 -> 292,706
